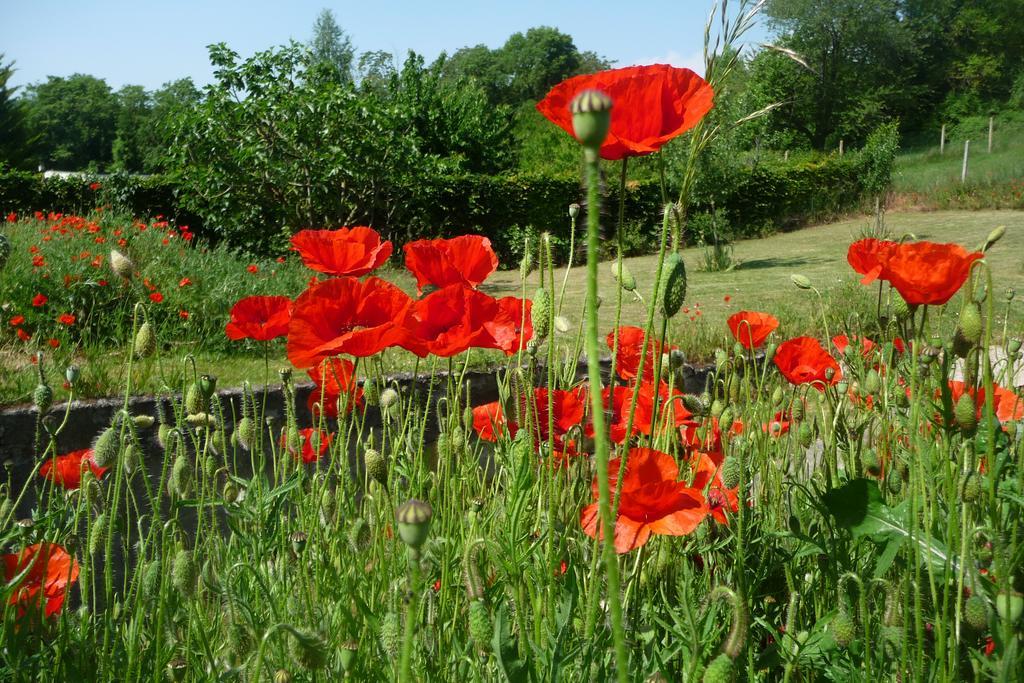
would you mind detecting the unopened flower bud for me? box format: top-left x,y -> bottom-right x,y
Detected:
109,249 -> 134,278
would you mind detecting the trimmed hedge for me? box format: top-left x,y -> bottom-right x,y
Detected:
1,145 -> 886,265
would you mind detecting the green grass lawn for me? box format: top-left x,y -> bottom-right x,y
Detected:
3,209 -> 1021,406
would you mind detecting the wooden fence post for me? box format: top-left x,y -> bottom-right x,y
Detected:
988,116 -> 994,153
962,140 -> 970,183
940,124 -> 946,155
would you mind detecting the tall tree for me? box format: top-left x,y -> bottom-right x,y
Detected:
23,74 -> 118,170
0,55 -> 32,169
111,85 -> 152,172
310,8 -> 355,83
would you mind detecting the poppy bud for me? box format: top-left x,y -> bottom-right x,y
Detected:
831,610 -> 857,648
339,640 -> 358,674
892,295 -> 913,321
89,512 -> 109,557
702,653 -> 733,683
958,303 -> 983,346
569,89 -> 612,159
659,253 -> 687,318
380,388 -> 399,410
720,456 -> 743,489
954,394 -> 978,432
364,447 -> 387,486
610,261 -> 637,292
962,472 -> 983,502
682,394 -> 707,416
348,517 -> 371,552
109,249 -> 134,278
396,499 -> 433,550
798,422 -> 813,448
1009,339 -> 1022,354
169,454 -> 192,497
965,595 -> 989,630
790,274 -> 812,290
33,382 -> 53,414
568,203 -> 580,219
134,321 -> 156,359
235,416 -> 256,451
380,612 -> 401,658
865,368 -> 881,395
995,591 -> 1023,623
185,382 -> 205,416
288,629 -> 328,671
362,378 -> 381,406
531,287 -> 552,340
199,374 -> 217,398
468,600 -> 492,657
223,481 -> 239,504
983,225 -> 1005,252
171,548 -> 197,598
92,425 -> 119,469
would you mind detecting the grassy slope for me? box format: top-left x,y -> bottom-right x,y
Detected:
2,209 -> 1022,405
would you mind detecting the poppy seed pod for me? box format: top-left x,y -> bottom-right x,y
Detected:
568,203 -> 580,219
570,89 -> 612,158
65,364 -> 80,387
109,249 -> 134,278
702,653 -> 733,683
395,499 -> 433,550
288,629 -> 328,671
831,610 -> 857,648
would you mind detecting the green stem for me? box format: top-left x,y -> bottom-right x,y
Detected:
582,150 -> 629,683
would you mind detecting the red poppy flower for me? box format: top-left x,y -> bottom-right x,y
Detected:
403,235 -> 498,294
773,337 -> 842,390
9,315 -> 25,326
880,241 -> 984,306
306,357 -> 363,419
149,292 -> 164,304
591,383 -> 691,444
727,311 -> 779,350
762,411 -> 792,437
946,381 -> 1024,424
485,296 -> 533,355
178,277 -> 192,287
287,276 -> 410,367
32,294 -> 48,307
536,64 -> 714,161
281,427 -> 334,464
847,239 -> 898,285
832,334 -> 878,358
246,264 -> 258,274
580,447 -> 708,553
531,387 -> 586,448
48,338 -> 59,349
225,295 -> 292,342
32,255 -> 45,267
608,326 -> 675,382
39,448 -> 108,490
688,450 -> 739,524
291,226 -> 392,277
57,313 -> 75,326
2,543 -> 79,617
16,328 -> 30,342
89,182 -> 101,191
179,310 -> 190,320
471,401 -> 515,442
399,284 -> 499,357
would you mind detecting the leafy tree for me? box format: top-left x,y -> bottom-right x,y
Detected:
310,8 -> 355,83
23,74 -> 118,170
144,78 -> 201,172
111,85 -> 152,172
0,55 -> 32,169
357,50 -> 396,90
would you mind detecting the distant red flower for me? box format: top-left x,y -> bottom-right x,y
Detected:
399,284 -> 498,357
246,264 -> 259,274
727,311 -> 779,350
16,328 -> 30,342
179,310 -> 189,320
723,295 -> 731,303
146,292 -> 162,304
48,338 -> 59,349
9,315 -> 25,326
472,401 -> 514,442
178,277 -> 192,287
773,337 -> 841,390
847,239 -> 898,285
5,212 -> 15,222
762,411 -> 792,437
580,448 -> 708,553
307,357 -> 363,419
89,182 -> 101,191
39,448 -> 107,490
57,313 -> 75,326
291,226 -> 393,277
32,255 -> 45,268
225,295 -> 291,342
403,235 -> 498,294
536,64 -> 714,161
281,427 -> 334,464
608,326 -> 675,382
881,242 -> 984,306
2,543 -> 79,617
287,276 -> 410,367
485,296 -> 533,355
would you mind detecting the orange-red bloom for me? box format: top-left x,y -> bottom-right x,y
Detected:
225,295 -> 292,342
281,427 -> 334,464
306,357 -> 363,419
291,226 -> 392,277
946,381 -> 1024,424
39,448 -> 107,490
847,239 -> 897,285
2,543 -> 79,617
608,326 -> 674,382
403,235 -> 498,294
485,296 -> 533,355
399,284 -> 499,357
472,401 -> 512,442
536,64 -> 714,161
580,448 -> 708,553
773,337 -> 841,390
287,276 -> 411,367
727,311 -> 779,349
880,242 -> 983,306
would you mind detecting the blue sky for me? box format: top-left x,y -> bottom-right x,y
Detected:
2,0 -> 769,91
